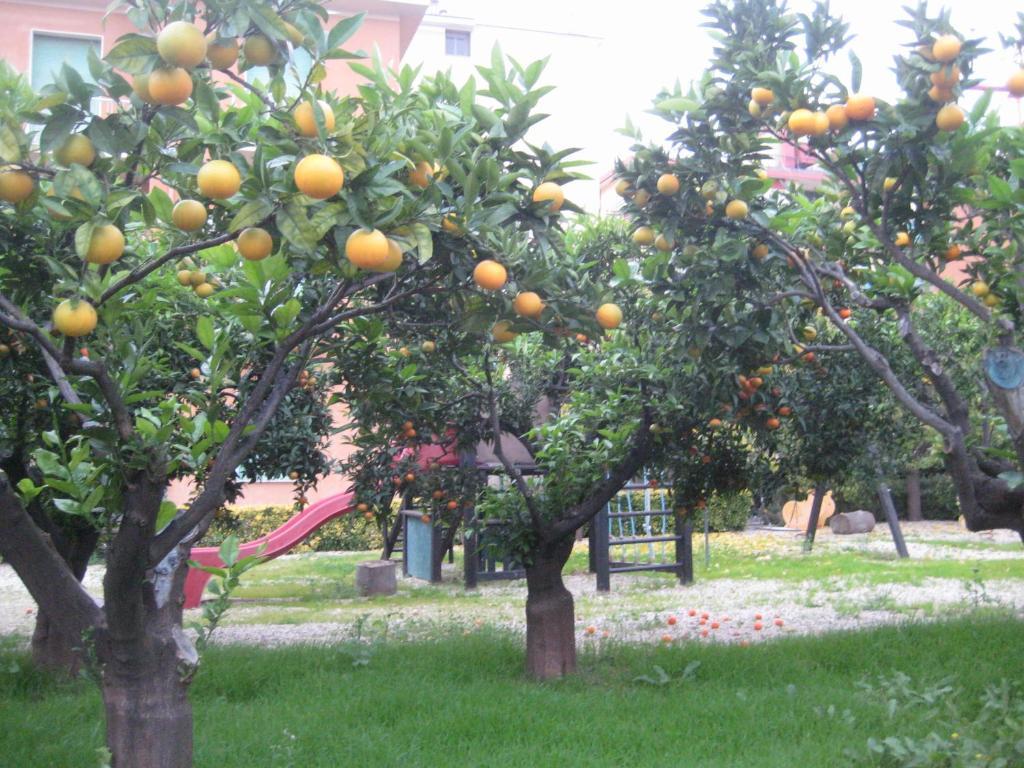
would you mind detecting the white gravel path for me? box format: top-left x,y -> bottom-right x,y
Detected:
2,522 -> 1021,648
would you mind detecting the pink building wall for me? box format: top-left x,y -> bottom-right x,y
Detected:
0,0 -> 426,508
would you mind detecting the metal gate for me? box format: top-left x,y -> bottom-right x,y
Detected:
589,478 -> 693,591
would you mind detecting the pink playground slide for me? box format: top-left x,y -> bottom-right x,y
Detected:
182,490 -> 357,608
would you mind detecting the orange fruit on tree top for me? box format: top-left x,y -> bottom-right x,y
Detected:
656,173 -> 680,195
930,65 -> 960,88
943,244 -> 962,261
52,299 -> 97,337
197,159 -> 242,199
751,87 -> 775,106
294,100 -> 335,137
1008,69 -> 1024,98
844,93 -> 876,121
243,34 -> 278,66
811,111 -> 829,136
787,108 -> 816,136
376,238 -> 403,273
513,291 -> 545,319
532,181 -> 565,212
408,160 -> 436,189
157,21 -> 207,69
931,34 -> 962,64
654,233 -> 673,252
473,259 -> 508,291
172,199 -> 207,232
725,199 -> 749,219
595,303 -> 623,330
491,321 -> 517,343
895,231 -> 911,247
132,74 -> 155,104
294,154 -> 344,200
936,103 -> 965,132
825,104 -> 848,130
148,67 -> 193,106
345,228 -> 389,270
84,224 -> 125,265
0,169 -> 34,204
206,35 -> 239,69
928,85 -> 954,103
237,227 -> 274,261
55,134 -> 96,167
194,282 -> 215,298
632,226 -> 655,245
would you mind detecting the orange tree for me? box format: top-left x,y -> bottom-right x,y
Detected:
619,0 -> 1024,538
336,216 -> 790,679
0,1 -> 579,763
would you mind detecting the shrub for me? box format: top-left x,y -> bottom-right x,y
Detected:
202,506 -> 384,552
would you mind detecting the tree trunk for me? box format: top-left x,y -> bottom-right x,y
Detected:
99,472 -> 199,768
524,537 -> 576,680
906,468 -> 923,522
31,526 -> 99,675
802,483 -> 828,552
103,650 -> 193,768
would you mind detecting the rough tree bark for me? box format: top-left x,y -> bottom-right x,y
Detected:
31,526 -> 98,674
99,472 -> 198,768
524,535 -> 576,680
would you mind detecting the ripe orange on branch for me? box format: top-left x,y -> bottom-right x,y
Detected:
345,228 -> 390,270
84,224 -> 125,265
513,291 -> 545,319
157,21 -> 207,69
171,199 -> 207,232
294,154 -> 344,199
52,299 -> 97,337
751,87 -> 775,106
595,303 -> 622,330
0,169 -> 34,203
237,227 -> 274,261
148,67 -> 193,106
206,35 -> 238,69
473,260 -> 508,291
656,173 -> 680,195
294,100 -> 335,137
931,34 -> 962,64
197,159 -> 242,199
936,103 -> 965,132
532,181 -> 565,212
844,94 -> 876,121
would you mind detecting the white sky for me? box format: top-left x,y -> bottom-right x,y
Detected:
415,0 -> 1022,204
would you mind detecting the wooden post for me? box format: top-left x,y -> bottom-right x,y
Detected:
906,468 -> 923,522
594,503 -> 610,592
877,482 -> 910,558
463,505 -> 478,590
676,517 -> 693,585
802,483 -> 827,552
703,506 -> 711,568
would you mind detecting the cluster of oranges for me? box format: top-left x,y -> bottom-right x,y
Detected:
468,192 -> 623,341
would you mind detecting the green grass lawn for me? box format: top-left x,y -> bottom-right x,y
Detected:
2,617 -> 1022,767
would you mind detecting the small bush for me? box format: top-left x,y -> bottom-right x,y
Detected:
704,490 -> 753,532
203,506 -> 384,552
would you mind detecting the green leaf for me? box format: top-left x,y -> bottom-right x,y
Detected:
219,535 -> 240,567
327,12 -> 365,50
104,34 -> 158,72
74,221 -> 98,260
156,501 -> 178,532
410,223 -> 432,263
655,97 -> 698,113
229,199 -> 273,232
39,104 -> 80,156
196,316 -> 214,351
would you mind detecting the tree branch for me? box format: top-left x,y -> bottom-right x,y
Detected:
0,471 -> 103,640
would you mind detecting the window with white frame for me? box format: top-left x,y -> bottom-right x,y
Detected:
445,29 -> 471,57
31,33 -> 101,91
